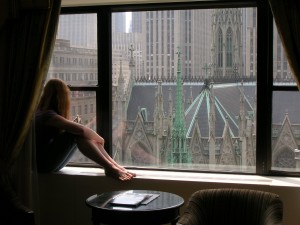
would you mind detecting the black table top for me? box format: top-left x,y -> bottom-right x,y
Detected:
86,189 -> 184,211
86,190 -> 184,225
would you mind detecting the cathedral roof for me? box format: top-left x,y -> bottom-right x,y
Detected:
127,82 -> 256,137
186,84 -> 250,137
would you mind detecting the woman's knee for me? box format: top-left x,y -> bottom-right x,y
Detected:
75,136 -> 95,149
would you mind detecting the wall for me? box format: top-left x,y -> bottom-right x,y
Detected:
37,167 -> 300,225
61,0 -> 192,7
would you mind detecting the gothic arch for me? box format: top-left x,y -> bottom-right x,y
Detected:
124,111 -> 154,163
236,28 -> 241,50
112,137 -> 122,162
189,122 -> 205,164
217,28 -> 223,67
272,115 -> 298,161
273,147 -> 296,169
131,141 -> 156,165
226,27 -> 233,67
272,115 -> 298,169
219,122 -> 236,165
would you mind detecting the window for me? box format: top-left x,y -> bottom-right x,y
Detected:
46,13 -> 98,164
271,21 -> 298,173
226,28 -> 233,67
112,7 -> 256,173
51,1 -> 299,176
217,28 -> 223,68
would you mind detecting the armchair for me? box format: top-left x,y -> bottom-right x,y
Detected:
177,188 -> 283,225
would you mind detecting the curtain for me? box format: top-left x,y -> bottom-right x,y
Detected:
0,0 -> 61,224
269,0 -> 300,89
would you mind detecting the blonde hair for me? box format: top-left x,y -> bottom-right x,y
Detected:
38,78 -> 71,119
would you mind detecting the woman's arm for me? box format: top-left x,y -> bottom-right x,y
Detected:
46,114 -> 104,145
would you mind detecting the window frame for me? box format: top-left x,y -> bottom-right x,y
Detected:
60,0 -> 300,177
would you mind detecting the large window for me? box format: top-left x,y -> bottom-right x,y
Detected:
112,8 -> 256,173
49,1 -> 300,176
47,13 -> 98,164
271,21 -> 299,173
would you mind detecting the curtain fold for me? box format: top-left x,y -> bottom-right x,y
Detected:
0,0 -> 61,223
0,0 -> 50,30
269,0 -> 300,89
21,0 -> 50,9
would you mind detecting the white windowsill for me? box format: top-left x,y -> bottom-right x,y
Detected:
56,166 -> 300,188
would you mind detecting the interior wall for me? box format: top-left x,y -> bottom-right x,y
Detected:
61,0 -> 193,7
37,171 -> 300,225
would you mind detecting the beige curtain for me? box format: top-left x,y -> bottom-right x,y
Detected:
0,0 -> 61,224
269,0 -> 300,89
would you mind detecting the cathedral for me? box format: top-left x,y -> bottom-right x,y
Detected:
112,57 -> 257,171
112,9 -> 299,171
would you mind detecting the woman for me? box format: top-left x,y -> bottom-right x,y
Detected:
35,78 -> 135,181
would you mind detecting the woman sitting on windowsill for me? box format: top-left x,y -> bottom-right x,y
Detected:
35,78 -> 135,181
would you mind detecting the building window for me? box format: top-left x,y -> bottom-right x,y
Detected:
112,6 -> 256,173
72,106 -> 76,116
59,73 -> 64,80
272,20 -> 297,172
90,104 -> 94,113
50,2 -> 300,176
226,28 -> 233,67
46,13 -> 98,164
217,28 -> 223,67
66,73 -> 70,81
78,105 -> 82,116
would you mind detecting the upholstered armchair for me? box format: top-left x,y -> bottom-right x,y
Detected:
177,188 -> 283,225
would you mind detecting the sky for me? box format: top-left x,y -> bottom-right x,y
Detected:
126,12 -> 132,32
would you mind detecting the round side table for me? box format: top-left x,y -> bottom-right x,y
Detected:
86,190 -> 184,225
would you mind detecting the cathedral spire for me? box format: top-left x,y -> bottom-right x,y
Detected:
129,44 -> 135,67
117,60 -> 125,96
118,60 -> 124,81
169,47 -> 191,164
239,82 -> 246,137
209,82 -> 216,165
174,47 -> 184,126
116,60 -> 126,123
154,79 -> 164,136
187,86 -> 193,105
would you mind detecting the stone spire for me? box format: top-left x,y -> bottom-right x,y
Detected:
117,60 -> 126,122
154,79 -> 164,136
129,43 -> 135,67
209,82 -> 216,165
117,60 -> 125,97
169,47 -> 191,164
187,86 -> 193,105
239,81 -> 246,137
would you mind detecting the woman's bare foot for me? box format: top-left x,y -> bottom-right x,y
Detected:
104,166 -> 134,181
118,166 -> 136,177
115,164 -> 136,178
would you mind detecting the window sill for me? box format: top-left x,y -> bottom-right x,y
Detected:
56,166 -> 300,187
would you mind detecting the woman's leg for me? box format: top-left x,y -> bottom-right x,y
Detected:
75,137 -> 134,181
36,132 -> 77,173
93,141 -> 136,177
